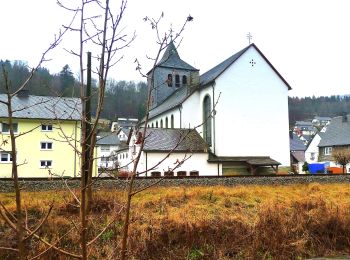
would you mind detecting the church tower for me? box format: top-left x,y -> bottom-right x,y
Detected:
148,41 -> 199,109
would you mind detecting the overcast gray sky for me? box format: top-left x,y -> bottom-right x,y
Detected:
1,0 -> 350,97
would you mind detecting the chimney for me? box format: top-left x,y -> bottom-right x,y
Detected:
17,89 -> 29,98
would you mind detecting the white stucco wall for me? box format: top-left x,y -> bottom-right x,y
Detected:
118,131 -> 128,141
211,47 -> 290,165
136,151 -> 219,176
116,149 -> 130,171
305,134 -> 321,163
147,108 -> 181,129
97,145 -> 118,168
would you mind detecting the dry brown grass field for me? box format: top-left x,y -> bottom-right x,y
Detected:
1,183 -> 350,259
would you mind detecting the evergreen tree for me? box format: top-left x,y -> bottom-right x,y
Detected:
59,64 -> 75,94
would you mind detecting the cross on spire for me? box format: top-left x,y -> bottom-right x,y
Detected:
246,32 -> 252,45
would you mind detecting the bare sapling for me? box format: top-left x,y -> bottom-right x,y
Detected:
58,0 -> 134,258
0,19 -> 82,258
120,13 -> 195,259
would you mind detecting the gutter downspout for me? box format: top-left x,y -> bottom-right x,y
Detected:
212,82 -> 216,155
178,105 -> 182,128
145,151 -> 148,177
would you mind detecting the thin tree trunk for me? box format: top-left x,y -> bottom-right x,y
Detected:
120,175 -> 135,260
6,92 -> 25,259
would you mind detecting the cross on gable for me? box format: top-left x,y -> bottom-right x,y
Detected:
249,59 -> 256,67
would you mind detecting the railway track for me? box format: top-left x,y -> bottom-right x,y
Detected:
1,174 -> 350,193
1,173 -> 350,182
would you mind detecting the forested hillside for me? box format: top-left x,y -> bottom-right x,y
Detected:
289,96 -> 350,124
2,60 -> 350,124
0,60 -> 147,120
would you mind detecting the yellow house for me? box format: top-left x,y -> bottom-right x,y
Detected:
0,92 -> 82,178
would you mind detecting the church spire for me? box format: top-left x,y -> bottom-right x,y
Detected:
158,40 -> 180,65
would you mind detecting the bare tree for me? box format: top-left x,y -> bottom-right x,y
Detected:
119,13 -> 194,260
332,149 -> 350,174
58,0 -> 135,258
0,22 -> 81,259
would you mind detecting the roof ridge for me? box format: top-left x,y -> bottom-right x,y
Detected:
199,44 -> 252,86
148,86 -> 187,113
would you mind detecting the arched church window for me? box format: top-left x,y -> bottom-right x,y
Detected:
203,95 -> 212,146
156,121 -> 158,128
171,114 -> 174,128
160,119 -> 163,128
175,74 -> 180,88
151,123 -> 154,128
182,75 -> 187,86
167,74 -> 172,87
165,117 -> 168,128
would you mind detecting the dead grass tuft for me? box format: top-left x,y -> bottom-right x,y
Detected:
1,184 -> 350,259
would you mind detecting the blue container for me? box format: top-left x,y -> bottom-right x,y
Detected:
308,163 -> 325,174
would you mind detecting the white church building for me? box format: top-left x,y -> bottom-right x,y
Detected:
119,41 -> 291,176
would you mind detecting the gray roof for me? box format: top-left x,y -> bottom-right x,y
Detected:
314,116 -> 331,121
145,43 -> 291,121
141,128 -> 208,152
295,121 -> 313,126
290,133 -> 306,151
200,45 -> 250,86
96,132 -> 120,146
148,86 -> 188,119
319,115 -> 350,147
0,94 -> 81,120
119,127 -> 131,136
117,118 -> 138,128
208,153 -> 280,166
156,41 -> 198,71
291,151 -> 305,162
201,43 -> 291,89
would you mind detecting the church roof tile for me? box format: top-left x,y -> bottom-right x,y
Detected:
155,41 -> 198,71
140,128 -> 208,152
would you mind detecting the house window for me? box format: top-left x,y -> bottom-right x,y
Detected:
1,122 -> 18,134
41,124 -> 53,131
310,152 -> 315,160
156,121 -> 158,128
151,123 -> 154,128
101,146 -> 110,152
167,74 -> 173,87
203,95 -> 212,146
160,119 -> 163,128
40,160 -> 52,168
324,147 -> 332,155
182,75 -> 187,86
132,145 -> 136,155
171,114 -> 174,128
175,74 -> 180,88
40,142 -> 53,150
0,152 -> 12,163
165,117 -> 168,128
101,156 -> 109,162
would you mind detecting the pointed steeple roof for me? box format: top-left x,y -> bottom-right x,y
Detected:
156,41 -> 198,71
